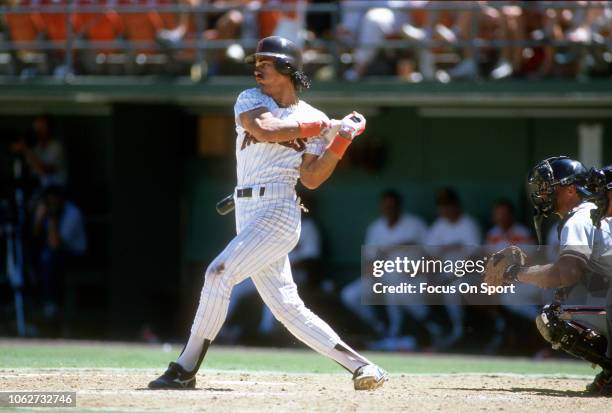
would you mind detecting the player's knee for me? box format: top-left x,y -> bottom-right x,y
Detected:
203,261 -> 235,293
535,304 -> 582,347
534,310 -> 555,345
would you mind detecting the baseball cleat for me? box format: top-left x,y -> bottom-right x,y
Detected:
148,362 -> 196,390
352,364 -> 388,391
585,369 -> 612,393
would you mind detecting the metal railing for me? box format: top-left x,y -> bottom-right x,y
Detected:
0,1 -> 610,78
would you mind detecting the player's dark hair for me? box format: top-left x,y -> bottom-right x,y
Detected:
291,70 -> 311,91
381,189 -> 402,205
436,187 -> 460,207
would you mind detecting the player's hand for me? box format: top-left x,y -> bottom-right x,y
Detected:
338,112 -> 366,140
483,245 -> 526,286
320,120 -> 341,143
325,112 -> 366,159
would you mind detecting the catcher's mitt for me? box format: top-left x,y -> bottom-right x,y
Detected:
483,245 -> 526,286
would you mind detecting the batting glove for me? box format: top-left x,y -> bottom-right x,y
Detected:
338,112 -> 366,140
327,112 -> 366,159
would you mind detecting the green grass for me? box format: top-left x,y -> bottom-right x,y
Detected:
0,340 -> 595,376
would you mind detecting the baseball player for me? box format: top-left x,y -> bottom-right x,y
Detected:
484,156 -> 612,395
148,36 -> 388,391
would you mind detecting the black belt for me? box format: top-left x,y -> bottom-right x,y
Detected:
236,187 -> 266,198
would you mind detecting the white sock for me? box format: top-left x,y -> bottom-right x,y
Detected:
329,341 -> 372,373
176,334 -> 206,372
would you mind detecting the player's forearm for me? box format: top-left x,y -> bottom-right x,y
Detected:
517,259 -> 582,288
253,117 -> 302,142
516,264 -> 560,288
300,151 -> 339,189
254,118 -> 326,143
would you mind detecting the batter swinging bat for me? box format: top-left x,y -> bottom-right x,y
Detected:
214,118 -> 356,216
216,193 -> 235,215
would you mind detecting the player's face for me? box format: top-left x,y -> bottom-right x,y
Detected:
437,202 -> 460,222
553,185 -> 580,215
254,57 -> 286,88
381,197 -> 400,222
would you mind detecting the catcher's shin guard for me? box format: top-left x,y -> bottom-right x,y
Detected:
535,303 -> 612,370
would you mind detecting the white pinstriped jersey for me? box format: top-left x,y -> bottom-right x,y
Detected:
233,87 -> 328,187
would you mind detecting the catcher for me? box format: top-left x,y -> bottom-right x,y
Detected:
484,156 -> 612,395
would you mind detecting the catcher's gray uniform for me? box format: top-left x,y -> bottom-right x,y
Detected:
556,202 -> 612,358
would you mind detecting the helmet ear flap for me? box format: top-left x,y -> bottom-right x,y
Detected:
274,59 -> 294,75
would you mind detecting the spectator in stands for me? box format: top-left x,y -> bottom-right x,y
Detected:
493,3 -> 526,80
11,115 -> 67,189
429,1 -> 503,80
341,190 -> 428,350
32,185 -> 87,319
424,187 -> 481,350
338,1 -> 418,81
156,0 -> 253,75
518,0 -> 604,79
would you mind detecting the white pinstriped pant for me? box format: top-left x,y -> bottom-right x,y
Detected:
190,184 -> 344,358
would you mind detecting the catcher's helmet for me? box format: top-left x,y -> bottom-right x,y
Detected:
527,156 -> 588,243
245,36 -> 303,74
583,165 -> 612,227
598,165 -> 612,189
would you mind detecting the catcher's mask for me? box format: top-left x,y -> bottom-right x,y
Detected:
584,165 -> 612,227
245,36 -> 311,91
527,156 -> 588,244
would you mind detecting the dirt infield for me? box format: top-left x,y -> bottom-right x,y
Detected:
0,368 -> 609,412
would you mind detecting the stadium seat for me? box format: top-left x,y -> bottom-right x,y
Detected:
117,0 -> 163,53
3,0 -> 47,74
75,0 -> 126,74
116,0 -> 171,73
39,0 -> 72,43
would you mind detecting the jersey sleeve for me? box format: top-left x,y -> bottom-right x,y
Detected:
559,212 -> 592,263
304,110 -> 329,156
415,219 -> 429,244
234,89 -> 271,123
464,218 -> 482,245
304,137 -> 327,156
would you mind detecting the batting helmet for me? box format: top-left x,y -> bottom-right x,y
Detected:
527,156 -> 588,243
245,36 -> 310,89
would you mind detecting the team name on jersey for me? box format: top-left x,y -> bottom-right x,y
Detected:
241,131 -> 306,152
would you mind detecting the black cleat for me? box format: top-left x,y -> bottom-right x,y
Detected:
586,369 -> 612,393
148,362 -> 196,390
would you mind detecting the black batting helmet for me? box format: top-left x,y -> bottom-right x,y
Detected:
245,36 -> 310,90
527,156 -> 588,243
